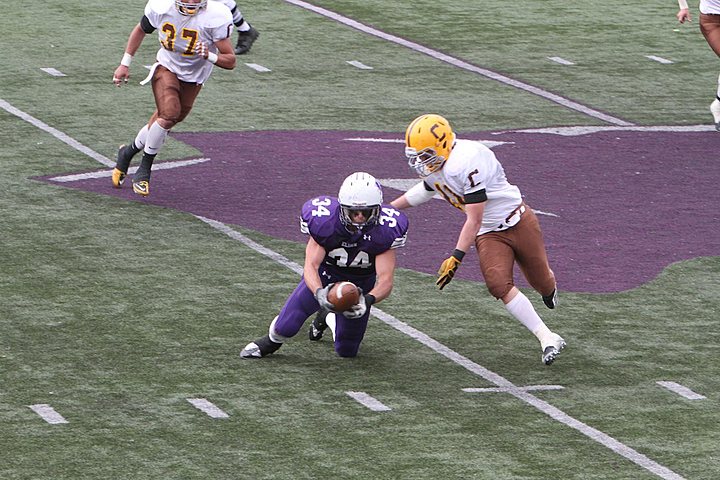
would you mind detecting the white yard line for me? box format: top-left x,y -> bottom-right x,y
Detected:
48,158 -> 211,182
28,404 -> 68,424
463,385 -> 565,393
656,381 -> 706,400
40,67 -> 67,77
283,0 -> 634,126
346,391 -> 392,411
547,56 -> 575,66
645,55 -> 674,65
5,98 -> 685,480
1,98 -> 114,167
245,63 -> 272,73
346,60 -> 373,70
187,398 -> 230,418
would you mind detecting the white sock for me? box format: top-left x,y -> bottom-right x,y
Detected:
268,316 -> 288,343
133,124 -> 149,150
326,312 -> 337,341
144,121 -> 169,155
716,72 -> 720,99
505,291 -> 552,345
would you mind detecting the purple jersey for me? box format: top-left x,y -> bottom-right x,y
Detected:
300,196 -> 409,280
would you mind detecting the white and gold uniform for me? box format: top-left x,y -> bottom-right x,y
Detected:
423,139 -> 523,235
145,0 -> 233,84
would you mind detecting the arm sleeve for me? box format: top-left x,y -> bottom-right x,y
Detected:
140,15 -> 156,34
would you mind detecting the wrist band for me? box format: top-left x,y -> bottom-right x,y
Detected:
365,294 -> 376,306
120,52 -> 133,67
207,52 -> 218,64
452,249 -> 466,261
678,0 -> 689,9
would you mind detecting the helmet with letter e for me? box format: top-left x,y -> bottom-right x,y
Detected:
337,172 -> 383,230
405,114 -> 456,177
176,0 -> 207,16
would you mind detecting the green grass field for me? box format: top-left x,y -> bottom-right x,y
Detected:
2,1 -> 719,479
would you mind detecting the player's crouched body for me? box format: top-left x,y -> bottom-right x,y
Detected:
241,172 -> 409,359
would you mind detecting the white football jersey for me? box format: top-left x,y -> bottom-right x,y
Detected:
144,0 -> 233,84
701,0 -> 720,14
212,0 -> 237,10
424,139 -> 523,235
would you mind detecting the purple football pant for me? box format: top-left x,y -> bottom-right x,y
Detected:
274,275 -> 375,357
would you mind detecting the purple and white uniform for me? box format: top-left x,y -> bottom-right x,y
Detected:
273,196 -> 408,356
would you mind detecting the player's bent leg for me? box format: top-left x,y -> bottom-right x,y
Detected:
332,313 -> 368,357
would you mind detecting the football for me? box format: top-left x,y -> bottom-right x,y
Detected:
327,281 -> 361,312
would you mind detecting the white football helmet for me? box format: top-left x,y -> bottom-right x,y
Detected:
338,172 -> 383,229
176,0 -> 207,16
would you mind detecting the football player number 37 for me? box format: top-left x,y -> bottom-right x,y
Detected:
310,197 -> 400,227
160,23 -> 199,56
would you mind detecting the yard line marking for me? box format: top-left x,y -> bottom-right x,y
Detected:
346,391 -> 391,411
346,60 -> 373,70
283,0 -> 634,126
28,404 -> 68,424
245,63 -> 271,72
508,124 -> 715,136
344,137 -> 511,149
464,385 -> 565,393
198,215 -> 686,480
0,98 -> 115,167
48,158 -> 211,182
547,56 -> 575,65
656,381 -> 706,400
187,398 -> 230,418
40,67 -> 67,77
646,55 -> 674,65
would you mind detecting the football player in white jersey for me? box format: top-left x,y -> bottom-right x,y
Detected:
677,0 -> 720,130
111,0 -> 236,196
213,0 -> 259,54
390,114 -> 566,366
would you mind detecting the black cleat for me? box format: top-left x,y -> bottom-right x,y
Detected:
309,310 -> 329,341
234,26 -> 259,55
542,289 -> 558,309
240,334 -> 282,358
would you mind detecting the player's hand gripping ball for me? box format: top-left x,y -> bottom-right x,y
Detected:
327,281 -> 361,312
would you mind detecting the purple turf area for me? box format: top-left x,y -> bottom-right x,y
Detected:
42,129 -> 720,293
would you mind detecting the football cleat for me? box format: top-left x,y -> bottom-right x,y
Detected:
309,310 -> 329,341
710,99 -> 720,131
240,334 -> 282,358
132,180 -> 150,196
234,26 -> 259,55
111,168 -> 127,188
542,289 -> 558,309
541,334 -> 566,366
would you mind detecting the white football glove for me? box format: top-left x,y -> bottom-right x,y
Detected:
314,284 -> 335,311
343,294 -> 367,319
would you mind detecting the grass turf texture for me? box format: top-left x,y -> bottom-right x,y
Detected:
1,0 -> 719,479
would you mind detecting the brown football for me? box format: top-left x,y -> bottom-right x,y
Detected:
327,281 -> 361,312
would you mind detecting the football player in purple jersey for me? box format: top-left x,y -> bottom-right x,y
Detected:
241,172 -> 409,359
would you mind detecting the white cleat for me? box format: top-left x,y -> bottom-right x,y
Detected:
240,342 -> 262,358
710,99 -> 720,131
541,334 -> 566,366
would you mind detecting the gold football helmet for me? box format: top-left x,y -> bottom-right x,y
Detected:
404,114 -> 456,177
176,0 -> 207,16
